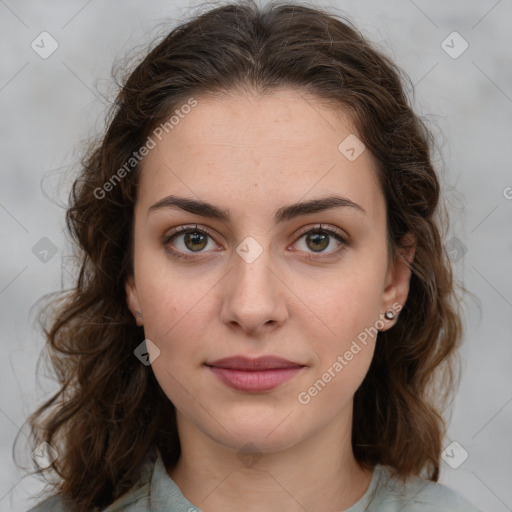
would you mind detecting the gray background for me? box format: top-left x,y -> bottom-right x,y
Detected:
1,0 -> 511,511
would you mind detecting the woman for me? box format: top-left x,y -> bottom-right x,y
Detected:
22,1 -> 480,510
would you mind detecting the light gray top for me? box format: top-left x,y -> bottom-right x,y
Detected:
27,450 -> 482,511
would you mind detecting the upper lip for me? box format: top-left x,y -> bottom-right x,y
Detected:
205,356 -> 305,370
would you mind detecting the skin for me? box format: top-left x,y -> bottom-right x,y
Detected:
125,88 -> 415,512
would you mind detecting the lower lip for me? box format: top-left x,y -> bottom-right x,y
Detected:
207,366 -> 304,391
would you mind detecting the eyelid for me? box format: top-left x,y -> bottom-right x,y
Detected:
162,223 -> 350,259
163,223 -> 349,242
292,223 -> 350,244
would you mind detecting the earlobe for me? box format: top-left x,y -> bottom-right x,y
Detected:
125,275 -> 143,326
380,233 -> 416,329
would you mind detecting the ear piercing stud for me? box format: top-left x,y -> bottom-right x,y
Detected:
384,310 -> 396,320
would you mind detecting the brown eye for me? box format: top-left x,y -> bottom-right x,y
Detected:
183,231 -> 208,252
162,225 -> 219,260
293,225 -> 350,258
305,232 -> 330,252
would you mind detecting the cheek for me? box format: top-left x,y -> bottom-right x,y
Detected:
133,256 -> 220,378
140,283 -> 209,359
301,287 -> 379,410
139,283 -> 211,408
298,345 -> 375,419
302,264 -> 385,391
133,242 -> 213,340
315,267 -> 386,341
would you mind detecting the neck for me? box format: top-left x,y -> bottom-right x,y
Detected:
167,407 -> 374,512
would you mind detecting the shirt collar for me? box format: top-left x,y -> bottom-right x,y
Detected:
149,449 -> 204,511
105,448 -> 385,511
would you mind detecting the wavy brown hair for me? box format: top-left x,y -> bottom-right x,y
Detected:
18,1 -> 466,510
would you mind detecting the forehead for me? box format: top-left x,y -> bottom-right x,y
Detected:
136,88 -> 384,222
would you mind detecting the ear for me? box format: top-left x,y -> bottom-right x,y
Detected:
379,233 -> 416,331
125,274 -> 143,326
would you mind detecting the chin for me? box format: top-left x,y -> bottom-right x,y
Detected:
214,428 -> 302,455
201,408 -> 311,454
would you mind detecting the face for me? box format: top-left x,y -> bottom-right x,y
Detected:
125,88 -> 413,454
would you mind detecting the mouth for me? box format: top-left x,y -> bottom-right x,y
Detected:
204,356 -> 306,392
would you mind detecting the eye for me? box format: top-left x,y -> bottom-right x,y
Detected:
292,224 -> 350,258
162,223 -> 350,261
162,225 -> 219,260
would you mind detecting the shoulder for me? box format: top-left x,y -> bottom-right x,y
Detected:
26,494 -> 69,512
26,484 -> 152,512
26,451 -> 158,512
369,465 -> 482,512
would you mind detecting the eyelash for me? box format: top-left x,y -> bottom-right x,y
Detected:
162,224 -> 350,261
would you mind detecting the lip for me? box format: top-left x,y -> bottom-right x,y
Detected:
205,356 -> 306,392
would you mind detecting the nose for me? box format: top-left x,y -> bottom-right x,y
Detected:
219,239 -> 288,337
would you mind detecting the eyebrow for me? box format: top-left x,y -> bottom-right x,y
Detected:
147,194 -> 366,223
